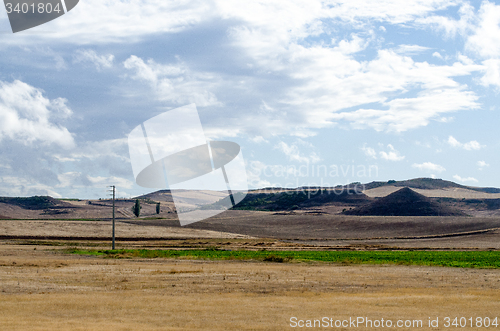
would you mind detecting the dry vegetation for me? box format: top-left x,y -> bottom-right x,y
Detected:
3,213 -> 500,250
1,242 -> 500,330
2,181 -> 500,330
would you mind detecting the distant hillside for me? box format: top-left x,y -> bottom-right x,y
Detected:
135,190 -> 174,202
1,178 -> 499,219
210,189 -> 371,211
343,187 -> 466,216
361,178 -> 500,193
0,196 -> 73,210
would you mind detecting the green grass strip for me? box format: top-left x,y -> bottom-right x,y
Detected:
68,249 -> 500,269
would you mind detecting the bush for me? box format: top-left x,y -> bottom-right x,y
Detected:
132,199 -> 141,217
263,254 -> 293,263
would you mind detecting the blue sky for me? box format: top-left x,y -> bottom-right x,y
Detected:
1,0 -> 500,198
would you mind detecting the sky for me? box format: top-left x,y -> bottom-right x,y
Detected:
0,0 -> 500,199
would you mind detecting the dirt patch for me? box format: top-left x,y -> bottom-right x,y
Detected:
187,210 -> 500,242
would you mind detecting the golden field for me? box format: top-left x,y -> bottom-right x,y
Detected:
1,242 -> 499,330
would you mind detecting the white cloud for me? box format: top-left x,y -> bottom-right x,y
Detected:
412,162 -> 446,173
49,171 -> 134,195
5,0 -> 499,199
47,138 -> 135,191
447,135 -> 461,148
477,160 -> 489,169
362,143 -> 404,161
432,51 -> 444,59
415,140 -> 431,148
479,58 -> 500,88
453,174 -> 478,183
250,136 -> 268,144
361,145 -> 377,159
379,144 -> 405,161
212,1 -> 483,134
275,141 -> 320,164
0,176 -> 62,198
2,0 -> 216,45
322,0 -> 459,25
463,141 -> 483,151
2,0 -> 485,138
73,49 -> 114,70
436,116 -> 454,123
447,135 -> 484,150
246,161 -> 273,189
0,80 -> 74,148
19,47 -> 68,70
466,1 -> 500,59
330,83 -> 479,132
66,138 -> 129,162
464,2 -> 500,89
336,34 -> 370,55
274,43 -> 481,132
417,2 -> 475,38
394,44 -> 430,55
86,175 -> 133,189
123,55 -> 221,107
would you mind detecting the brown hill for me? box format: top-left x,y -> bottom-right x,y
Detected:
362,177 -> 500,193
0,196 -> 74,210
135,190 -> 174,203
221,188 -> 371,211
343,187 -> 466,216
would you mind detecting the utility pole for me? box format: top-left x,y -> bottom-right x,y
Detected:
108,185 -> 116,250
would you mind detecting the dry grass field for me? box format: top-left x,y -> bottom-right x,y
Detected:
3,212 -> 500,249
0,219 -> 251,240
0,242 -> 499,330
3,213 -> 500,250
2,206 -> 500,330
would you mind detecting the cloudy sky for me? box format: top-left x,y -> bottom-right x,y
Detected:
1,0 -> 500,198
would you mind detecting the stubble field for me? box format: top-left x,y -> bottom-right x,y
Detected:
1,241 -> 500,330
1,213 -> 500,330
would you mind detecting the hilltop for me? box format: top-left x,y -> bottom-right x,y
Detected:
343,187 -> 466,216
0,196 -> 73,210
0,178 -> 500,219
362,177 -> 500,193
210,188 -> 371,212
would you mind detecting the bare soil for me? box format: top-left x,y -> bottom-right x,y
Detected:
187,211 -> 500,245
3,212 -> 500,249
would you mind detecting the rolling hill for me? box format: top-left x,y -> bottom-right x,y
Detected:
0,178 -> 500,219
210,188 -> 371,212
361,177 -> 500,193
343,187 -> 466,216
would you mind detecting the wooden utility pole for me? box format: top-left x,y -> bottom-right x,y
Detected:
108,185 -> 116,250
